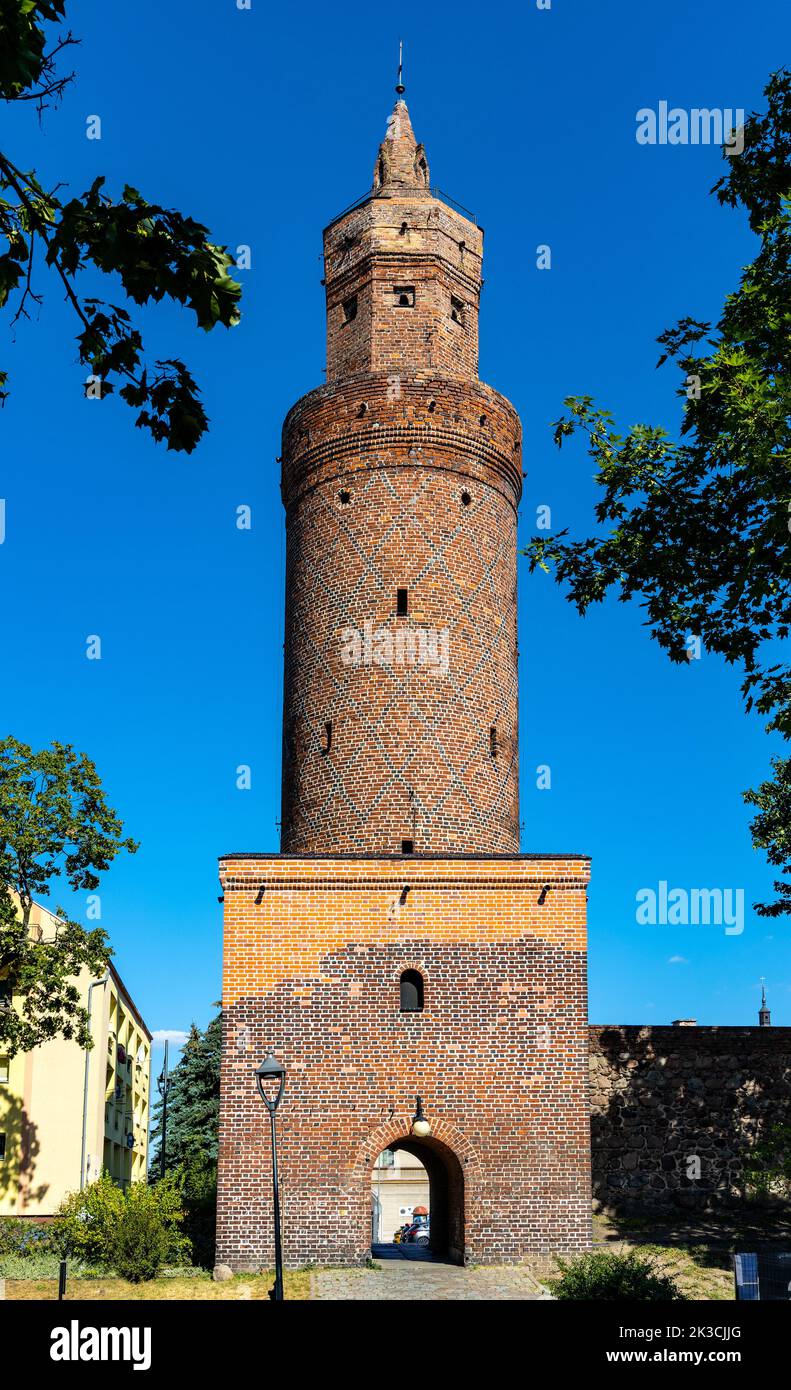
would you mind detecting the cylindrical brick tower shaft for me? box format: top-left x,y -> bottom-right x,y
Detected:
280,96 -> 523,855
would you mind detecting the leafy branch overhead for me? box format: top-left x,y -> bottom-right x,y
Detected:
0,736 -> 139,1056
0,1 -> 241,450
526,70 -> 791,915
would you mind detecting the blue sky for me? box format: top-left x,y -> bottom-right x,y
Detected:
1,0 -> 789,1061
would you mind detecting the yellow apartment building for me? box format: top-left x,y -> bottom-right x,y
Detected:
0,898 -> 151,1217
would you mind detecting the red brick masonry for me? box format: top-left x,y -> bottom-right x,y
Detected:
216,854 -> 592,1268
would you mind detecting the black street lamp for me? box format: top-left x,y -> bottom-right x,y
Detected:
156,1040 -> 171,1181
255,1052 -> 286,1301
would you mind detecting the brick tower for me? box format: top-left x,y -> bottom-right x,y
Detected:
216,88 -> 592,1269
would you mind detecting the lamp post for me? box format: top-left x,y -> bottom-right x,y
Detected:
255,1052 -> 286,1301
156,1040 -> 170,1181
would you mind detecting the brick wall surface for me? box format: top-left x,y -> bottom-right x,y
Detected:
216,96 -> 593,1271
216,855 -> 592,1269
589,1025 -> 791,1213
280,375 -> 522,857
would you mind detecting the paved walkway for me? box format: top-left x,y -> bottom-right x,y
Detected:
312,1248 -> 548,1301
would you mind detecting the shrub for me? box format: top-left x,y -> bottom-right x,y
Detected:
58,1174 -> 125,1264
0,1217 -> 61,1259
109,1187 -> 173,1283
57,1172 -> 188,1279
548,1250 -> 686,1301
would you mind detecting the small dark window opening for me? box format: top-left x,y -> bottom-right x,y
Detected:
490,726 -> 498,758
396,588 -> 408,617
0,1132 -> 6,1160
451,295 -> 465,325
461,490 -> 471,507
399,221 -> 408,236
479,413 -> 487,427
322,721 -> 332,755
339,490 -> 351,504
394,285 -> 415,308
401,839 -> 414,854
428,399 -> 436,412
342,294 -> 358,323
400,969 -> 424,1012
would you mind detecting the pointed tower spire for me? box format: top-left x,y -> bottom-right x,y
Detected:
759,978 -> 771,1027
372,47 -> 430,195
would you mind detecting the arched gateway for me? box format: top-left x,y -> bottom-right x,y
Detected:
357,1118 -> 477,1264
214,85 -> 592,1274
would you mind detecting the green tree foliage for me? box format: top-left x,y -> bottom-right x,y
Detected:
744,1122 -> 791,1201
150,1014 -> 221,1267
0,735 -> 137,1055
0,1 -> 241,451
526,71 -> 791,915
548,1250 -> 686,1301
150,1014 -> 221,1174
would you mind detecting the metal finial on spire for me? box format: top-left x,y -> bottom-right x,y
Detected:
395,40 -> 405,96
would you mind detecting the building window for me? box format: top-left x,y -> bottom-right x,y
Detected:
396,588 -> 408,617
342,294 -> 358,323
379,1148 -> 395,1168
401,839 -> 414,855
0,1057 -> 8,1085
490,726 -> 498,758
400,969 -> 424,1012
451,295 -> 465,326
393,285 -> 415,308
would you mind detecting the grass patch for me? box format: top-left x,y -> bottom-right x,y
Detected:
5,1269 -> 318,1301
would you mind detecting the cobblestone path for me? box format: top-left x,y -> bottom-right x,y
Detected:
312,1251 -> 548,1301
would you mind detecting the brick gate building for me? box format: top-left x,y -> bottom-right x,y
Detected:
215,87 -> 592,1269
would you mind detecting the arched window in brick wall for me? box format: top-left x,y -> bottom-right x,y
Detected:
400,969 -> 424,1013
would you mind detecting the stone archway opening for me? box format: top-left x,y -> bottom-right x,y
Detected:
369,1135 -> 465,1265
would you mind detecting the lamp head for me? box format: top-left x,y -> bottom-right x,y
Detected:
411,1094 -> 432,1138
255,1052 -> 286,1113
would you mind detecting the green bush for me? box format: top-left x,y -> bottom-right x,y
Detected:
548,1251 -> 687,1301
108,1186 -> 172,1283
0,1216 -> 60,1257
58,1174 -> 125,1264
57,1172 -> 188,1279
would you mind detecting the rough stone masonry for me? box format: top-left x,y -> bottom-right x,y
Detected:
215,91 -> 593,1269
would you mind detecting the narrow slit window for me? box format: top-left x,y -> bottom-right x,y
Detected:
322,721 -> 332,755
397,588 -> 408,617
490,726 -> 498,758
342,294 -> 358,323
451,295 -> 465,325
400,970 -> 424,1012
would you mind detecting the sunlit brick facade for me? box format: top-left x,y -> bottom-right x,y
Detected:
216,92 -> 592,1269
